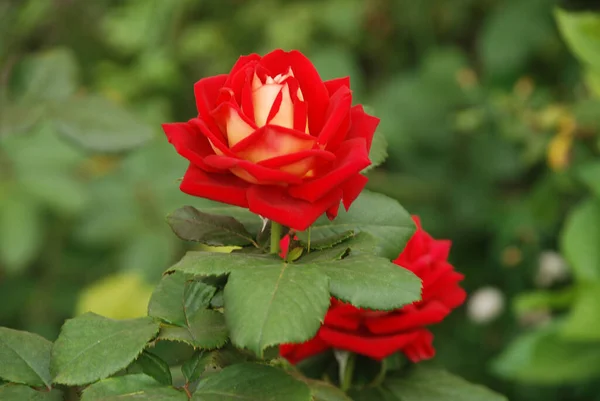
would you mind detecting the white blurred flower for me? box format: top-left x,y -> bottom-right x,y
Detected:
467,287 -> 505,324
535,251 -> 569,288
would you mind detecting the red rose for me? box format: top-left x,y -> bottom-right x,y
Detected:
280,216 -> 467,363
162,50 -> 379,231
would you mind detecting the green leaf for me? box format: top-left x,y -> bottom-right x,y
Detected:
561,284 -> 600,340
135,351 -> 172,386
298,230 -> 355,251
364,129 -> 388,173
493,322 -> 600,384
148,272 -> 216,326
306,379 -> 352,401
0,384 -> 63,401
81,374 -> 186,401
168,252 -> 331,354
0,191 -> 42,273
158,309 -> 228,349
560,198 -> 600,282
385,366 -> 507,401
18,48 -> 79,103
0,327 -> 52,388
167,206 -> 256,247
556,8 -> 600,72
297,191 -> 415,259
51,313 -> 160,385
194,199 -> 264,236
49,95 -> 153,153
182,351 -> 210,384
193,363 -> 311,401
579,161 -> 600,198
347,386 -> 397,401
319,254 -> 421,310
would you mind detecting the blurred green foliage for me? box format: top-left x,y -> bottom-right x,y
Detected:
1,0 -> 600,400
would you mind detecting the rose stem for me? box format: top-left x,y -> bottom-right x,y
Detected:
270,221 -> 282,255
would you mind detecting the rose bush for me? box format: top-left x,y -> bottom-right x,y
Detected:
162,49 -> 379,230
280,216 -> 467,363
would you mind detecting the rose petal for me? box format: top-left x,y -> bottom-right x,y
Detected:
247,186 -> 342,231
317,86 -> 352,148
279,335 -> 331,365
203,155 -> 303,185
403,330 -> 435,363
268,83 -> 295,129
193,75 -> 228,141
319,327 -> 421,360
212,102 -> 257,147
324,77 -> 350,96
323,308 -> 360,331
232,125 -> 316,163
258,149 -> 335,177
180,164 -> 249,208
162,122 -> 222,173
364,301 -> 451,334
189,118 -> 236,157
288,138 -> 370,203
347,105 -> 380,152
340,173 -> 368,211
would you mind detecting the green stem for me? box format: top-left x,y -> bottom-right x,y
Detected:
270,221 -> 282,255
340,352 -> 356,392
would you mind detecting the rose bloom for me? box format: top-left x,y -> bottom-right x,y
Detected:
280,216 -> 467,363
162,50 -> 379,231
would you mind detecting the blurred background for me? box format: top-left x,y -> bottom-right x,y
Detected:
1,0 -> 600,399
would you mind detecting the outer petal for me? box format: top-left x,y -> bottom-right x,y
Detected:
324,77 -> 350,96
288,138 -> 370,203
180,164 -> 249,208
258,149 -> 335,177
279,336 -> 331,365
347,105 -> 380,152
340,173 -> 368,211
402,330 -> 435,363
319,327 -> 421,360
247,186 -> 343,231
203,155 -> 303,185
364,301 -> 451,334
232,125 -> 316,163
193,75 -> 228,141
224,54 -> 261,86
162,122 -> 222,173
189,118 -> 237,157
317,86 -> 352,149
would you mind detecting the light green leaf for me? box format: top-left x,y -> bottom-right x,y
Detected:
579,161 -> 600,198
0,385 -> 62,401
298,230 -> 355,251
135,351 -> 172,386
560,198 -> 600,282
364,129 -> 388,173
297,191 -> 415,259
556,8 -> 600,71
51,313 -> 160,385
49,95 -> 153,153
158,309 -> 228,349
193,363 -> 311,401
319,254 -> 421,310
18,48 -> 79,103
0,327 -> 52,387
493,322 -> 600,384
385,366 -> 507,401
148,272 -> 216,326
0,191 -> 42,273
167,206 -> 256,246
81,374 -> 185,401
562,284 -> 600,340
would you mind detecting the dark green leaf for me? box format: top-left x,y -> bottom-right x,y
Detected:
0,327 -> 52,388
167,206 -> 256,246
297,191 -> 415,259
306,379 -> 352,401
579,162 -> 600,199
347,386 -> 398,401
49,95 -> 153,153
158,309 -> 228,349
193,199 -> 264,236
192,363 -> 311,401
560,198 -> 600,282
298,230 -> 355,251
182,351 -> 210,384
51,313 -> 160,385
135,351 -> 172,386
148,272 -> 216,326
385,366 -> 507,401
81,374 -> 185,401
0,385 -> 62,401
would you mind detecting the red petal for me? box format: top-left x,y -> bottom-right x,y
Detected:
247,186 -> 343,231
231,125 -> 316,163
364,301 -> 451,334
260,50 -> 329,134
347,105 -> 380,152
317,86 -> 352,149
189,118 -> 236,157
180,164 -> 249,208
162,122 -> 222,173
319,327 -> 421,360
340,173 -> 368,211
258,149 -> 335,177
323,308 -> 360,330
324,77 -> 350,96
288,138 -> 370,203
193,75 -> 228,142
326,201 -> 340,220
225,54 -> 261,84
403,330 -> 435,363
279,335 -> 331,365
203,155 -> 303,185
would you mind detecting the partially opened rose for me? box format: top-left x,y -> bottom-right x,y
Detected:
280,216 -> 467,363
162,50 -> 379,230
